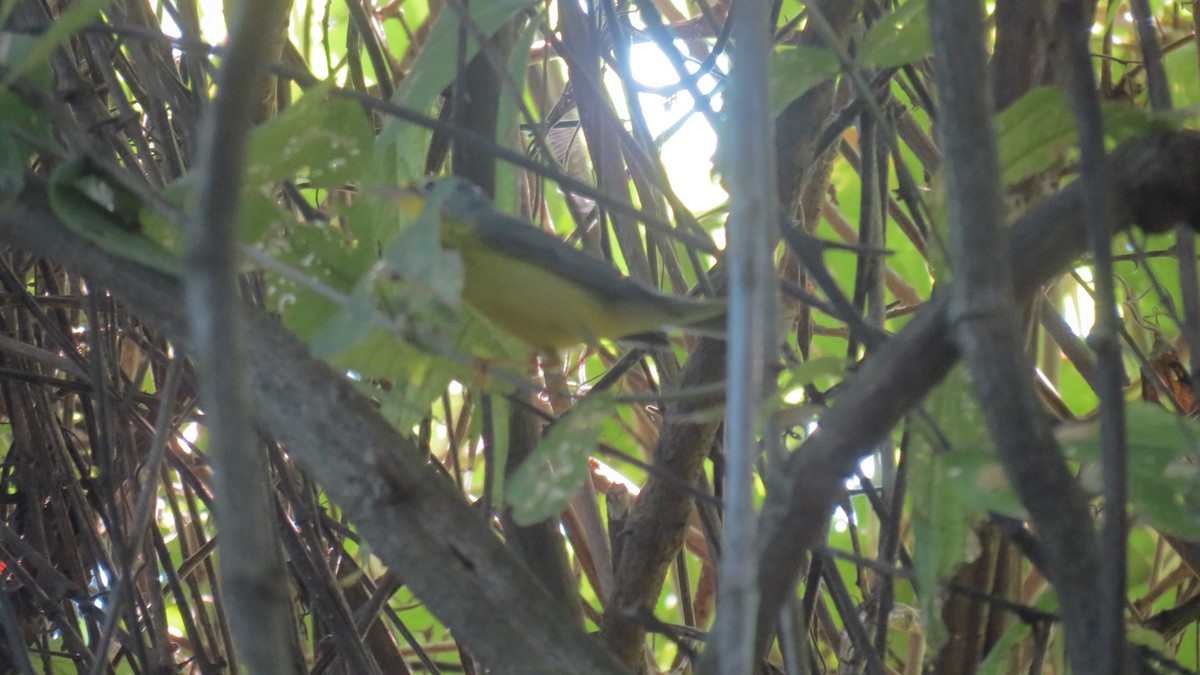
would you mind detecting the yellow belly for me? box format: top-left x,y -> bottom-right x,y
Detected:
459,247 -> 664,350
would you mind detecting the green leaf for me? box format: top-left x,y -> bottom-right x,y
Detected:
942,447 -> 1026,517
909,366 -> 993,653
136,177 -> 188,257
1099,101 -> 1164,144
910,445 -> 970,655
1127,623 -> 1168,653
856,0 -> 930,69
976,593 -> 1058,675
0,89 -> 45,137
1164,40 -> 1200,108
1059,402 -> 1200,539
325,325 -> 418,379
779,356 -> 846,389
391,0 -> 536,111
315,315 -> 463,434
49,156 -> 178,275
371,369 -> 454,435
378,183 -> 464,310
245,93 -> 373,190
493,13 -> 543,215
0,34 -> 53,107
488,396 -> 511,509
994,87 -> 1161,187
268,196 -> 381,342
379,0 -> 537,182
770,46 -> 841,116
995,86 -> 1077,185
133,169 -> 289,260
309,285 -> 377,359
976,618 -> 1032,675
507,397 -> 610,525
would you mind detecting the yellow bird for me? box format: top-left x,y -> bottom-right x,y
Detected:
395,178 -> 725,352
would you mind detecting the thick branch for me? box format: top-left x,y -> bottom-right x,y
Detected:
933,0 -> 1105,671
602,337 -> 726,667
1054,2 -> 1128,669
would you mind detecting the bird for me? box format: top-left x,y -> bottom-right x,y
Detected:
390,178 -> 725,352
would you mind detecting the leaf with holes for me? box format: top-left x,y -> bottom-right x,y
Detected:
245,92 -> 373,190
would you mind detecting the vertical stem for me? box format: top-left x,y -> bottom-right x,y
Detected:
1055,3 -> 1126,669
710,0 -> 779,670
184,1 -> 294,672
934,0 -> 1108,671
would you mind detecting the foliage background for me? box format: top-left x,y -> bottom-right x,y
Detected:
0,0 -> 1197,673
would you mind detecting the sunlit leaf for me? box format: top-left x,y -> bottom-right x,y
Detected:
779,356 -> 846,389
392,0 -> 536,110
371,370 -> 456,435
1127,623 -> 1168,653
489,396 -> 512,509
1164,41 -> 1200,108
270,232 -> 372,341
269,189 -> 398,342
491,13 -> 542,214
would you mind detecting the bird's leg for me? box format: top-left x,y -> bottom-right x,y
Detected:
540,350 -> 571,416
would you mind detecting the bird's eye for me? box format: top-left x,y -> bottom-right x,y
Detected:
422,179 -> 437,192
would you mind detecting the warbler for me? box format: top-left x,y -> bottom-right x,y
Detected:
393,178 -> 725,352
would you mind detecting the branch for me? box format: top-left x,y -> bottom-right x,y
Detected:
183,1 -> 292,671
602,337 -> 726,666
603,2 -> 866,665
0,184 -> 627,674
704,0 -> 779,670
753,129 -> 1200,657
932,0 -> 1104,671
1054,1 -> 1127,669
